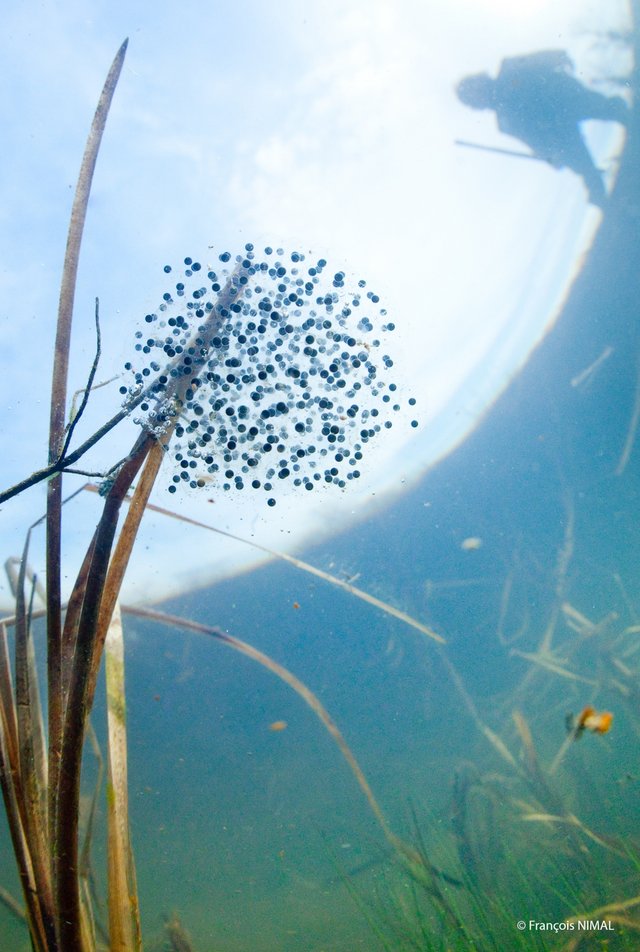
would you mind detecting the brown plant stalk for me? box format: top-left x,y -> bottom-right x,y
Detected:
46,38 -> 129,864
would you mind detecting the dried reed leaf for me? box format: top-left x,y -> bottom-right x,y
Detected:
512,709 -> 566,817
79,722 -> 109,947
56,431 -> 154,952
436,645 -> 519,769
48,36 -> 129,458
61,533 -> 98,692
47,42 -> 130,867
0,683 -> 48,952
105,603 -> 141,951
0,884 -> 26,923
46,43 -> 129,950
0,613 -> 50,951
24,577 -> 48,825
479,724 -> 519,770
512,709 -> 549,793
122,604 -> 396,847
88,487 -> 445,644
549,730 -> 576,776
521,809 -> 628,858
13,533 -> 55,945
80,722 -> 104,880
510,647 -> 595,684
92,442 -> 165,696
572,893 -> 640,917
616,349 -> 640,476
561,601 -> 595,633
0,622 -> 19,777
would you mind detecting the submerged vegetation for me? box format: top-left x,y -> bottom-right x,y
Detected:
335,514 -> 640,950
1,32 -> 639,952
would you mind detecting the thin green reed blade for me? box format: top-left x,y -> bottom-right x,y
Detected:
105,602 -> 141,952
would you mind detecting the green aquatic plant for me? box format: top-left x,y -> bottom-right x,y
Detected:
367,571 -> 640,951
354,712 -> 640,951
294,489 -> 640,951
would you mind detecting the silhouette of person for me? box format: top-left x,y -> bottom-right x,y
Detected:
456,50 -> 629,207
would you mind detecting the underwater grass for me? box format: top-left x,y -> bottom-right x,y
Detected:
363,760 -> 640,952
320,501 -> 640,952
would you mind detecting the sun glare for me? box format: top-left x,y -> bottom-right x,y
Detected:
476,0 -> 557,17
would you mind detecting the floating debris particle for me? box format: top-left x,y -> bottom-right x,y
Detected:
461,536 -> 482,551
268,720 -> 288,732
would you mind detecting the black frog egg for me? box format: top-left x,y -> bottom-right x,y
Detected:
124,246 -> 418,505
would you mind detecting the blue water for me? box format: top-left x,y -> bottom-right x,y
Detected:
92,136 -> 640,950
2,27 -> 640,952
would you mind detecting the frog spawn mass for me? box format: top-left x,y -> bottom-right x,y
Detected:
121,245 -> 418,505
